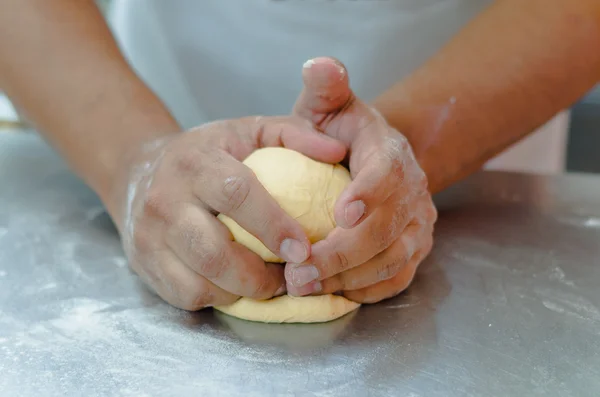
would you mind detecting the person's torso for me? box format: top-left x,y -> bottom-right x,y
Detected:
109,0 -> 568,174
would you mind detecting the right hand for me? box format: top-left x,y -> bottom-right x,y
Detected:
111,117 -> 346,310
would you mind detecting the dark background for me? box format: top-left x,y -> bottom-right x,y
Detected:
567,88 -> 600,174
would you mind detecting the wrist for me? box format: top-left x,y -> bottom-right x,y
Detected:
83,87 -> 181,229
371,86 -> 434,178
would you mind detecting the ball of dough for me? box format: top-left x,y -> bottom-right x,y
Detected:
217,147 -> 352,263
215,147 -> 360,324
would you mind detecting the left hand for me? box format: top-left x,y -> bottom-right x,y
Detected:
284,57 -> 437,303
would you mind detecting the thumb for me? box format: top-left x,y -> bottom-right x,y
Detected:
292,57 -> 355,125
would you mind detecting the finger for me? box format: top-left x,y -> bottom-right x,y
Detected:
174,149 -> 311,264
165,204 -> 286,299
327,224 -> 426,293
416,193 -> 438,226
342,248 -> 428,304
334,133 -> 428,229
292,57 -> 382,146
292,57 -> 354,124
253,117 -> 347,164
287,223 -> 428,296
199,117 -> 346,167
130,250 -> 238,311
285,196 -> 412,288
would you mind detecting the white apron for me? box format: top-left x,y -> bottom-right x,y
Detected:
108,0 -> 568,175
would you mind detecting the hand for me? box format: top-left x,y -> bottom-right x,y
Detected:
112,116 -> 347,310
285,57 -> 437,303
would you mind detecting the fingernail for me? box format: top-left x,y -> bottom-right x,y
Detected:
345,200 -> 365,227
280,239 -> 308,263
291,265 -> 320,287
288,280 -> 322,296
303,59 -> 316,69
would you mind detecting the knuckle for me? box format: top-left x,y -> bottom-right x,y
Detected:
324,275 -> 344,294
217,174 -> 252,214
269,225 -> 290,250
356,111 -> 378,131
371,214 -> 401,252
381,135 -> 419,187
361,294 -> 387,304
330,250 -> 350,273
427,233 -> 435,250
170,274 -> 216,311
189,288 -> 215,310
343,290 -> 366,304
414,173 -> 429,193
128,258 -> 152,285
373,232 -> 393,253
127,258 -> 141,274
394,264 -> 418,294
384,288 -> 407,303
371,220 -> 398,252
428,204 -> 438,224
364,284 -> 406,304
400,136 -> 410,152
388,154 -> 404,177
334,250 -> 351,272
381,149 -> 405,182
197,244 -> 228,279
178,286 -> 214,311
175,147 -> 203,174
249,277 -> 272,299
299,117 -> 316,130
138,264 -> 162,293
357,294 -> 380,304
384,134 -> 407,156
132,230 -> 153,252
347,288 -> 390,305
415,197 -> 437,225
376,257 -> 404,282
400,230 -> 418,257
171,212 -> 205,252
141,188 -> 172,222
422,236 -> 434,257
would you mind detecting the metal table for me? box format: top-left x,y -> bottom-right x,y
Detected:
1,133 -> 599,397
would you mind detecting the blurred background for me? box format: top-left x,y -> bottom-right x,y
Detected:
1,0 -> 599,174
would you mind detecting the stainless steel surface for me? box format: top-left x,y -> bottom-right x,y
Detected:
1,133 -> 600,397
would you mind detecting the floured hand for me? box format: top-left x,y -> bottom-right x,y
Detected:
111,116 -> 347,310
286,57 -> 437,303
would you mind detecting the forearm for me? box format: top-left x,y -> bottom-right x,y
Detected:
374,0 -> 600,194
0,0 -> 180,216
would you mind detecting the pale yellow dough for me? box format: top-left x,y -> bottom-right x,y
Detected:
218,147 -> 351,263
215,294 -> 360,324
215,147 -> 360,323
